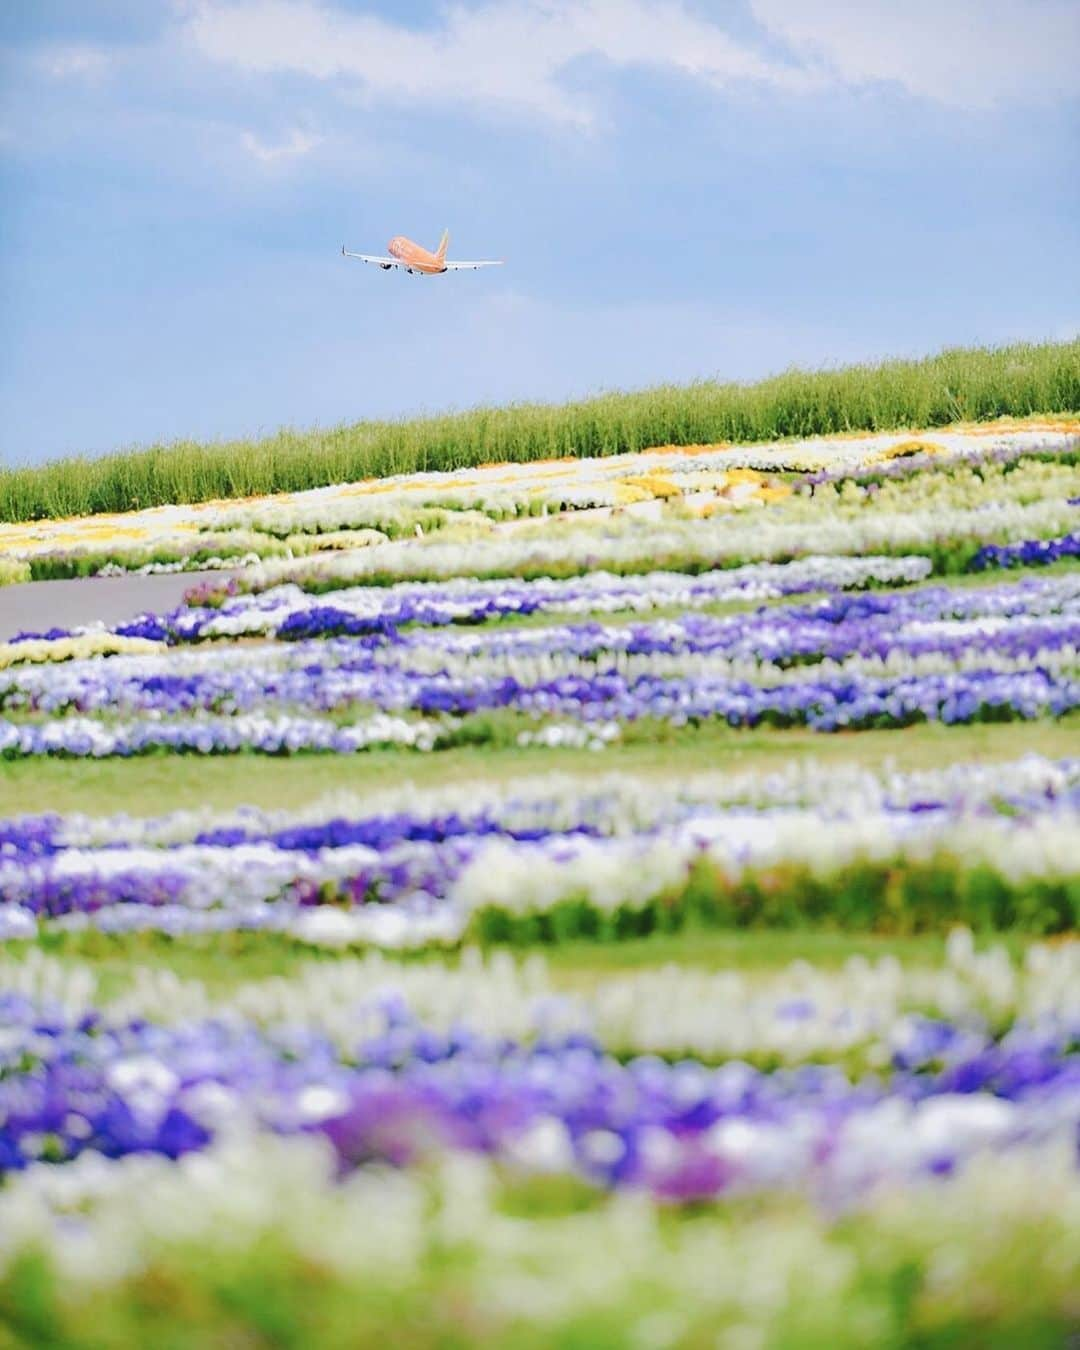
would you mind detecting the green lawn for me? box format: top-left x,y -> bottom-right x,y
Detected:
9,926 -> 1037,1000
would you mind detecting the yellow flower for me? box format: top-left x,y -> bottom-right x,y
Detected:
0,634 -> 166,669
612,482 -> 654,505
757,483 -> 794,503
617,474 -> 682,499
873,439 -> 947,462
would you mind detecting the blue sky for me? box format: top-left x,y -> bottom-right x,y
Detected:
1,1 -> 1077,465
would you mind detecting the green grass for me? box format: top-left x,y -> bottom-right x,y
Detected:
9,927 -> 1007,999
2,340 -> 1077,523
3,718 -> 1077,817
542,928 -> 1035,980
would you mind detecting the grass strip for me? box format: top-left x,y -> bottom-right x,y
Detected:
2,718 -> 1075,817
8,928 -> 986,997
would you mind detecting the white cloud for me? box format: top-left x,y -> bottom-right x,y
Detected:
241,127 -> 323,162
182,0 -> 814,128
40,45 -> 112,80
750,0 -> 1080,109
180,0 -> 1080,123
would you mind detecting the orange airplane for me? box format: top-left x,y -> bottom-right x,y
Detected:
342,229 -> 503,275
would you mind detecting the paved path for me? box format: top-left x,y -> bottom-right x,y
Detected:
0,572 -> 229,641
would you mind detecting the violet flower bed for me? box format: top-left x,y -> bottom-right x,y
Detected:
126,556 -> 1075,645
2,985 -> 1078,1207
10,553 -> 931,647
3,758 -> 1077,943
969,531 -> 1080,571
1,575 -> 1078,752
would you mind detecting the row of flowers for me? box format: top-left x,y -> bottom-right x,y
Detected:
3,919 -> 1076,1335
969,530 -> 1080,571
202,489 -> 1080,596
1,964 -> 1078,1201
0,633 -> 164,672
0,712 -> 442,764
185,574 -> 1080,681
6,426 -> 1070,561
172,427 -> 1076,537
7,929 -> 1077,1063
4,588 -> 1077,743
3,1135 -> 1076,1344
2,431 -> 1074,588
199,565 -> 1080,648
19,753 -> 1078,846
3,756 -> 1077,942
161,553 -> 933,645
2,668 -> 1076,757
5,575 -> 1077,721
796,433 -> 1078,489
22,574 -> 1080,671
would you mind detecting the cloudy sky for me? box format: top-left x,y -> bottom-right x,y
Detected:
1,1 -> 1077,464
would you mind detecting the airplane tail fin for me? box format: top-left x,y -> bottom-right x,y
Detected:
435,229 -> 449,263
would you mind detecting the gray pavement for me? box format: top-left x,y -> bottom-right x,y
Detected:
0,571 -> 229,641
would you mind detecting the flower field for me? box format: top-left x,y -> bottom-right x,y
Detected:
1,414 -> 1079,1347
2,417 -> 1077,582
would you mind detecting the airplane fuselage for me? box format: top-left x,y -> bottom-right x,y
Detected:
387,236 -> 447,274
341,230 -> 500,273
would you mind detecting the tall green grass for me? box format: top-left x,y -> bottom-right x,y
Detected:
2,339 -> 1077,523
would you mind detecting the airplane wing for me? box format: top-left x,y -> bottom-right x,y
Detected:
442,259 -> 504,270
342,247 -> 403,268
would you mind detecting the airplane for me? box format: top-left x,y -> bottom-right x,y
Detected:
341,229 -> 503,275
